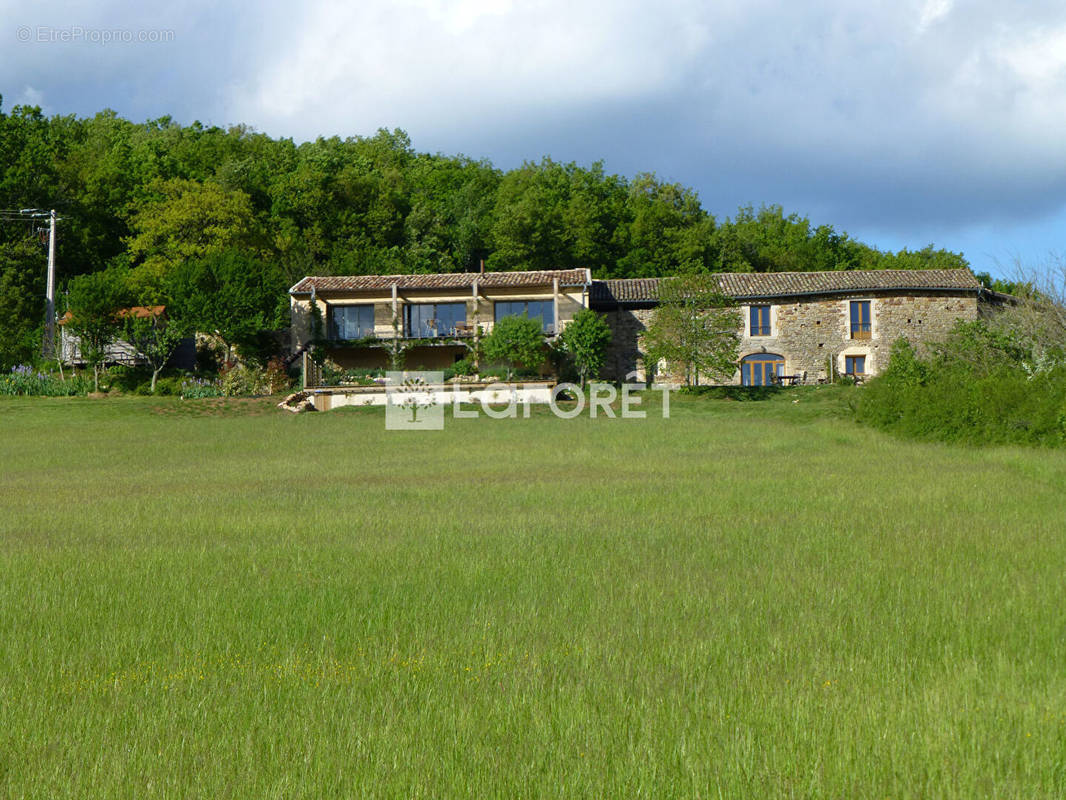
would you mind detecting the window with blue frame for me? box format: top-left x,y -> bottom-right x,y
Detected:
494,300 -> 555,333
330,305 -> 375,340
850,300 -> 871,339
740,353 -> 784,386
845,355 -> 866,375
750,305 -> 771,336
404,303 -> 466,338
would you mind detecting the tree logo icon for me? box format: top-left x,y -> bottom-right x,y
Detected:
385,371 -> 445,430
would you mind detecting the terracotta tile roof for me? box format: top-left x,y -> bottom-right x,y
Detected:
590,278 -> 661,304
713,269 -> 981,298
58,305 -> 166,325
116,305 -> 166,319
291,269 -> 591,294
591,269 -> 980,305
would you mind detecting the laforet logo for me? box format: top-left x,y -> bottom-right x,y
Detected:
384,371 -> 670,431
385,371 -> 445,430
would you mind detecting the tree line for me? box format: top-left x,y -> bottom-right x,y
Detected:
0,97 -> 970,368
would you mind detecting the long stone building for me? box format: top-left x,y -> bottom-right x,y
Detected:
590,269 -> 983,384
290,267 -> 984,385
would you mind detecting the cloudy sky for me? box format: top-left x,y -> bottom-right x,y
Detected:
4,0 -> 1066,278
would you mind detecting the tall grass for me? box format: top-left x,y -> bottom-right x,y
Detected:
1,390 -> 1064,798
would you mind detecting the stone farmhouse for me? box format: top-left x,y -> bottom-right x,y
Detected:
592,268 -> 983,384
289,267 -> 984,385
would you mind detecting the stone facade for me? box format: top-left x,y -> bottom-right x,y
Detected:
591,272 -> 983,384
735,292 -> 979,383
601,307 -> 656,381
292,268 -> 985,386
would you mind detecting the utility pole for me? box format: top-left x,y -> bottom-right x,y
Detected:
0,208 -> 59,358
43,209 -> 57,359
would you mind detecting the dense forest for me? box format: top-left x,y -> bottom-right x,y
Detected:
0,97 -> 970,366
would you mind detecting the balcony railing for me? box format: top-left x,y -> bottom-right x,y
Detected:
326,318 -> 557,343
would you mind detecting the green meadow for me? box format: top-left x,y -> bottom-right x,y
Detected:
1,389 -> 1064,798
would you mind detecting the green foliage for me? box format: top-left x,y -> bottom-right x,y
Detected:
219,363 -> 273,397
64,265 -> 131,391
180,376 -> 222,398
121,309 -> 190,392
558,308 -> 612,384
857,329 -> 1066,446
449,356 -> 476,377
165,249 -> 287,362
215,358 -> 290,396
105,364 -> 152,393
0,364 -> 91,395
0,104 -> 981,369
125,178 -> 262,296
0,239 -> 44,369
974,271 -> 1030,296
481,315 -> 545,380
642,275 -> 741,386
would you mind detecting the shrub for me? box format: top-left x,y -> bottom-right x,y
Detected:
264,357 -> 292,394
107,365 -> 150,393
154,376 -> 185,396
220,364 -> 271,397
180,377 -> 222,398
0,365 -> 92,396
856,332 -> 1066,446
320,358 -> 344,386
451,357 -> 476,376
558,309 -> 612,385
482,315 -> 545,380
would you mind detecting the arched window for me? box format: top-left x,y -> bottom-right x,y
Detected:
741,354 -> 784,386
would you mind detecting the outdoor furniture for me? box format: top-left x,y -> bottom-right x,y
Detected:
454,322 -> 474,336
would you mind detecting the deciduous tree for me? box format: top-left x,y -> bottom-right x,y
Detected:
482,315 -> 545,381
165,249 -> 287,364
558,308 -> 612,385
121,307 -> 189,393
641,275 -> 740,386
64,266 -> 130,391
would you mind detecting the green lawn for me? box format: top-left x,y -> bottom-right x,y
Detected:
1,389 -> 1064,798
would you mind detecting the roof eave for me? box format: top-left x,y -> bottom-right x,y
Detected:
727,286 -> 981,302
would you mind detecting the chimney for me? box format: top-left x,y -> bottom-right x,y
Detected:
479,258 -> 485,274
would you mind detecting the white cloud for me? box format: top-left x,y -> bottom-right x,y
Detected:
5,0 -> 1066,253
227,0 -> 721,137
917,0 -> 953,33
15,86 -> 46,109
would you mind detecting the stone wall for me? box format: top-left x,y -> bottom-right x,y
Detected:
598,291 -> 978,384
601,307 -> 656,382
738,292 -> 978,381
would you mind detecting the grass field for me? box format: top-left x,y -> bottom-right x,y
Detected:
1,388 -> 1065,798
